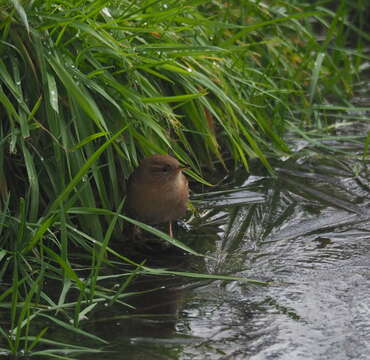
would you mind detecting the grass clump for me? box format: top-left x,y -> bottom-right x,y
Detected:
0,0 -> 368,357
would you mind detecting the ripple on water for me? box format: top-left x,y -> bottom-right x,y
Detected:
175,159 -> 370,360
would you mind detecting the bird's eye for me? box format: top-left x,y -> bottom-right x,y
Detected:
150,163 -> 172,173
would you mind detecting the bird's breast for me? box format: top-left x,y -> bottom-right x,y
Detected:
128,173 -> 188,224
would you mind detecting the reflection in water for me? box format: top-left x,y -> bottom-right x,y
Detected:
179,157 -> 370,360
84,155 -> 370,360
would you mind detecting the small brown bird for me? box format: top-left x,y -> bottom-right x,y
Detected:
126,154 -> 189,238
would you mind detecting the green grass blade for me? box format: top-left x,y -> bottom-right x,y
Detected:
38,314 -> 108,344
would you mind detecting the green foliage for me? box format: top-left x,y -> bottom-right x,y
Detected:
0,0 -> 368,356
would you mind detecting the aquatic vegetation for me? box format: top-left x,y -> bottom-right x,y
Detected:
0,0 -> 368,357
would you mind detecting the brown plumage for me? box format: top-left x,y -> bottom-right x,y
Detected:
126,154 -> 189,237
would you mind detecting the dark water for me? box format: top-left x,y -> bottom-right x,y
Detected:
80,147 -> 370,360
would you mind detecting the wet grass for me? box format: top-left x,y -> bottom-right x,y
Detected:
0,0 -> 369,357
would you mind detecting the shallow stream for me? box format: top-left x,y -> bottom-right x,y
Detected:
81,144 -> 370,359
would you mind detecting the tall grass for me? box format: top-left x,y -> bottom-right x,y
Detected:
0,0 -> 368,357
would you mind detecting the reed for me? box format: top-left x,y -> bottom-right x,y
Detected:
0,0 -> 368,357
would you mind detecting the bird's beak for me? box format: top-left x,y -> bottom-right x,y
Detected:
177,165 -> 189,172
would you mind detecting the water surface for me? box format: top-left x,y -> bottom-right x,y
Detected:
81,149 -> 370,360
